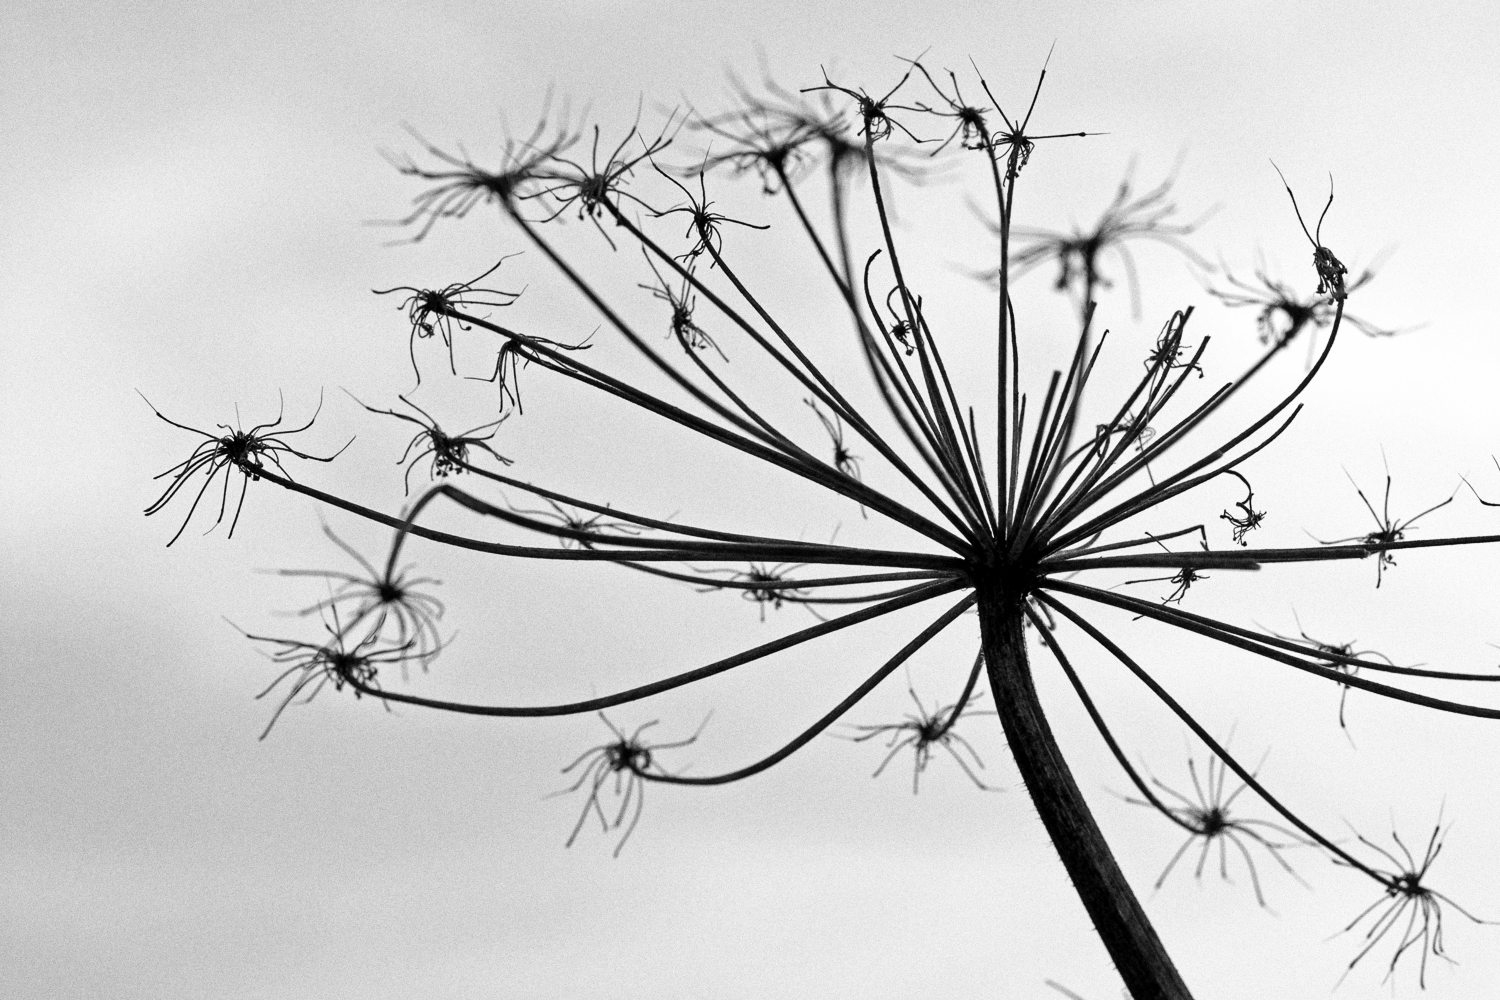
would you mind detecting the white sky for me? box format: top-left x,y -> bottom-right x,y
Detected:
6,2 -> 1500,998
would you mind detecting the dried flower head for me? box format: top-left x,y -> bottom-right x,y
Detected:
1219,470 -> 1266,546
802,63 -> 924,144
1312,462 -> 1455,587
639,254 -> 726,360
1125,747 -> 1307,908
1336,817 -> 1494,988
1272,163 -> 1349,300
506,497 -> 646,550
1007,167 -> 1210,318
372,255 -> 524,387
157,56 -> 1500,997
274,522 -> 446,670
141,390 -> 350,545
1265,611 -> 1396,738
841,655 -> 998,793
1209,260 -> 1402,367
378,117 -> 576,243
550,713 -> 709,857
348,391 -> 510,494
519,118 -> 675,249
696,562 -> 815,622
235,612 -> 419,739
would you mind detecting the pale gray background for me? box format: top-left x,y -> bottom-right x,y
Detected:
6,2 -> 1500,998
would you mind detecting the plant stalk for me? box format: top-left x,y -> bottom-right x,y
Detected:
977,588 -> 1193,1000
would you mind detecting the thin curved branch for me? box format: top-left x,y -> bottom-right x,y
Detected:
445,306 -> 973,553
638,592 -> 977,785
251,469 -> 966,572
1036,592 -> 1390,885
1046,580 -> 1500,715
1024,603 -> 1198,835
339,578 -> 968,717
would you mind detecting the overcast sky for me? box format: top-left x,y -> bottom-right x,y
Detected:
7,2 -> 1500,998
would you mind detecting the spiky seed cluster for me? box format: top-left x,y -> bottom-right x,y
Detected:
238,620 -> 419,739
552,714 -> 708,856
1336,820 -> 1495,988
275,523 -> 447,670
1004,170 -> 1211,319
141,391 -> 350,545
842,653 -> 996,794
373,256 -> 523,387
1125,750 -> 1307,908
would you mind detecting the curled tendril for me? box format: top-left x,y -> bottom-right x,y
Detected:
907,60 -> 995,154
1218,470 -> 1266,546
1122,531 -> 1211,606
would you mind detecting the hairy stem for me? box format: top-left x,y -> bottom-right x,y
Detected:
977,589 -> 1193,1000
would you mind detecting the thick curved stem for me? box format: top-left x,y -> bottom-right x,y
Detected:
977,589 -> 1193,1000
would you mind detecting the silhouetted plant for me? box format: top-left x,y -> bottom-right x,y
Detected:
1273,165 -> 1352,302
1218,470 -> 1266,546
1464,456 -> 1500,509
379,118 -> 576,243
640,254 -> 727,360
141,53 -> 1500,999
652,167 -> 771,264
521,119 -> 675,250
806,396 -> 865,510
471,327 -> 593,413
695,562 -> 817,622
